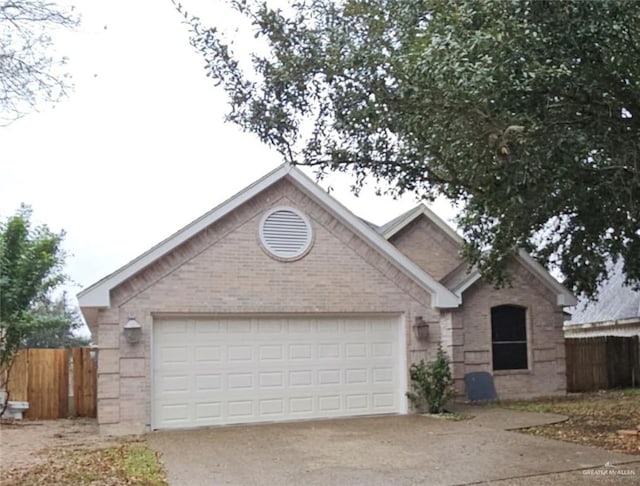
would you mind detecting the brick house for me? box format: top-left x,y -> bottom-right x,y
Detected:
78,164 -> 576,435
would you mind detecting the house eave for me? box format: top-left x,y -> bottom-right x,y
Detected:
382,204 -> 464,247
450,252 -> 577,307
78,163 -> 461,314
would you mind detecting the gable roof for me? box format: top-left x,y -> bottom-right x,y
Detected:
569,260 -> 640,324
378,203 -> 577,307
381,204 -> 464,246
450,250 -> 577,307
78,164 -> 460,311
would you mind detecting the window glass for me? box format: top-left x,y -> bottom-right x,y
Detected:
491,305 -> 527,370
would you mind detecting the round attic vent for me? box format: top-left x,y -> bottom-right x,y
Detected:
260,207 -> 313,260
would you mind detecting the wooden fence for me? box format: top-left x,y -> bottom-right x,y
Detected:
3,347 -> 97,419
72,347 -> 97,418
566,336 -> 640,392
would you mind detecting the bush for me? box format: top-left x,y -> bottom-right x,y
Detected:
406,346 -> 454,414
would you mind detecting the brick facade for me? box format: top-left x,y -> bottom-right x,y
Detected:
449,263 -> 567,398
90,176 -> 568,435
389,213 -> 567,399
389,214 -> 461,281
391,216 -> 567,400
94,180 -> 439,434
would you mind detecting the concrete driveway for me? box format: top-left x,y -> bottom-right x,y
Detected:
147,410 -> 639,486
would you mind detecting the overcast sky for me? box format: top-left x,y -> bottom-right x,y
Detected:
1,0 -> 457,318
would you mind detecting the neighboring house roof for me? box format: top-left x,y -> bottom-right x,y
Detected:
379,204 -> 577,307
78,163 -> 460,310
569,260 -> 640,324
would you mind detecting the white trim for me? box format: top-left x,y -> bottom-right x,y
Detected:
150,315 -> 156,431
78,164 -> 290,308
383,204 -> 464,246
380,203 -> 576,308
398,314 -> 409,415
285,168 -> 459,308
516,250 -> 577,306
450,252 -> 577,307
451,268 -> 482,295
78,164 -> 460,313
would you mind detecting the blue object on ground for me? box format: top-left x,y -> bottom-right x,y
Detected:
464,372 -> 498,402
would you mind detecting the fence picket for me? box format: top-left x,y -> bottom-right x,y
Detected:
566,336 -> 640,392
1,347 -> 96,419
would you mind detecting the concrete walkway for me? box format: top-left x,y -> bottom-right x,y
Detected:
449,403 -> 569,430
147,413 -> 639,486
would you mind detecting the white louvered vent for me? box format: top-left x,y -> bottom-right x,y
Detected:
260,207 -> 313,260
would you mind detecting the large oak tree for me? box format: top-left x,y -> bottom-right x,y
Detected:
178,0 -> 640,297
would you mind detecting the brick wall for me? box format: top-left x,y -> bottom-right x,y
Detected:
450,262 -> 567,399
95,178 -> 439,434
93,177 -> 568,434
389,214 -> 462,281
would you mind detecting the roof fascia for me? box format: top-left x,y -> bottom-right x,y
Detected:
451,252 -> 577,307
286,168 -> 460,308
77,164 -> 291,308
383,204 -> 464,247
78,164 -> 461,311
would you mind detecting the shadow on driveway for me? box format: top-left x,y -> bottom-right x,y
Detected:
147,414 -> 639,486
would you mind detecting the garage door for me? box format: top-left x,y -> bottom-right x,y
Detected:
152,316 -> 405,430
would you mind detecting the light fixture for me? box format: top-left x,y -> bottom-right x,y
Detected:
414,316 -> 430,340
123,316 -> 142,344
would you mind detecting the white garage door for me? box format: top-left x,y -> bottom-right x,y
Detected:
152,316 -> 405,430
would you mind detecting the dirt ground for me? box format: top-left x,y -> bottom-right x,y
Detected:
0,418 -> 115,472
504,389 -> 640,455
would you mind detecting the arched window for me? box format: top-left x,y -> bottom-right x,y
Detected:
491,305 -> 528,370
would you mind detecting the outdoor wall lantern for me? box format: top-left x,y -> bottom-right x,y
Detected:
414,316 -> 430,340
124,316 -> 142,344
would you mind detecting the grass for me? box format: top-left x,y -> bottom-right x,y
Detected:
501,388 -> 640,455
1,442 -> 167,486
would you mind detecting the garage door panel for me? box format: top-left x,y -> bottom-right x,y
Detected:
373,367 -> 394,383
195,373 -> 223,391
289,370 -> 313,387
153,316 -> 403,429
195,401 -> 222,420
157,374 -> 190,393
258,344 -> 284,360
317,343 -> 340,358
258,371 -> 285,388
259,398 -> 285,415
345,343 -> 367,358
195,321 -> 221,334
158,346 -> 190,364
194,345 -> 222,362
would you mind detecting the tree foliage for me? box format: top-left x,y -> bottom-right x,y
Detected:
22,292 -> 89,348
179,0 -> 640,297
0,205 -> 68,408
0,0 -> 78,123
